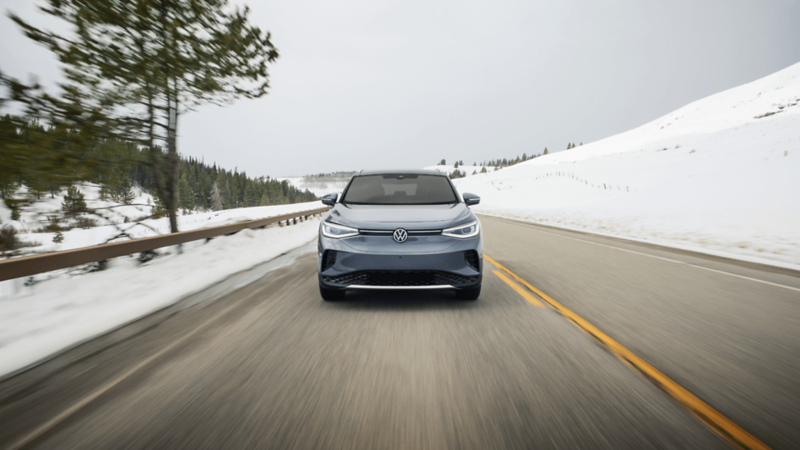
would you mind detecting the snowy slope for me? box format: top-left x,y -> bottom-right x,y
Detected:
454,62 -> 800,268
424,164 -> 484,176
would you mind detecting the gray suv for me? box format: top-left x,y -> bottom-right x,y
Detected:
317,170 -> 483,301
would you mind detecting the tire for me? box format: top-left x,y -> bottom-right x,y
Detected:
455,284 -> 481,301
320,284 -> 346,301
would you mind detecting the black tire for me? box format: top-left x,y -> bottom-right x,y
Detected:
455,284 -> 481,301
320,284 -> 346,301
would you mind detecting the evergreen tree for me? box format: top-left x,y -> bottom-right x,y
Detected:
480,166 -> 487,173
543,148 -> 549,155
62,185 -> 87,215
244,181 -> 258,207
210,181 -> 224,211
9,0 -> 279,233
215,171 -> 231,207
178,174 -> 194,212
439,159 -> 446,165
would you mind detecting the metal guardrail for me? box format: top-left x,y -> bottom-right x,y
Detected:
0,206 -> 330,282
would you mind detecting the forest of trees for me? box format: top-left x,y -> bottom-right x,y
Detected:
1,116 -> 316,214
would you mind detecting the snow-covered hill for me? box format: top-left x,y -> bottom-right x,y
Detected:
455,62 -> 800,268
424,164 -> 484,176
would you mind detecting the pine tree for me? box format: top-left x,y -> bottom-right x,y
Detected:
9,0 -> 279,233
543,148 -> 549,155
481,166 -> 487,173
178,174 -> 194,212
439,159 -> 446,165
210,181 -> 224,211
62,185 -> 87,215
259,192 -> 270,206
244,181 -> 258,207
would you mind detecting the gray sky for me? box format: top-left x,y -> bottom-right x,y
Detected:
2,0 -> 799,177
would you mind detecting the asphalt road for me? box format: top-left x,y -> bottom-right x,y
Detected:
1,215 -> 799,449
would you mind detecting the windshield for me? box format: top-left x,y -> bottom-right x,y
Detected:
342,174 -> 458,205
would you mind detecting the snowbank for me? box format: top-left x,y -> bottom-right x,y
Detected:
454,62 -> 800,269
0,216 -> 322,377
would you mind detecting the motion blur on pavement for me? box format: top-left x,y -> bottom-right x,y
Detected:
1,1 -> 799,449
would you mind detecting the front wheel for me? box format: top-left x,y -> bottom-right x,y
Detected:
320,284 -> 346,301
455,284 -> 481,301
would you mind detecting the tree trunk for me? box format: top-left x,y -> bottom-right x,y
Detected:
144,81 -> 168,205
165,90 -> 179,233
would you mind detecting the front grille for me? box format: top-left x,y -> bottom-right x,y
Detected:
321,250 -> 337,271
323,271 -> 480,287
464,250 -> 480,271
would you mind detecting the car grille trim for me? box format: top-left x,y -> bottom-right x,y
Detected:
347,285 -> 454,290
358,229 -> 442,236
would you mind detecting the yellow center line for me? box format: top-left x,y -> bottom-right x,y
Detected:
484,253 -> 770,450
492,270 -> 544,307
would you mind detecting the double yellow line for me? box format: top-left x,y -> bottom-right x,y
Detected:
485,254 -> 770,450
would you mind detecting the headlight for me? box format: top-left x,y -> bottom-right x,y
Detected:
442,220 -> 480,239
321,221 -> 359,238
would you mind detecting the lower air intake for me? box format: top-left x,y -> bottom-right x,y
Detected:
321,250 -> 337,272
323,271 -> 480,287
464,250 -> 480,271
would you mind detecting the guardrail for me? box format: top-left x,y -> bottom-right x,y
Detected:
0,206 -> 330,282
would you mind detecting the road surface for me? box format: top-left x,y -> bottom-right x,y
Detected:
1,215 -> 798,449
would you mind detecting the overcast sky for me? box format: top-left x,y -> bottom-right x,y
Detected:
2,0 -> 799,177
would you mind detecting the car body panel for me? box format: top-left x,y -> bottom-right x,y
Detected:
317,171 -> 483,292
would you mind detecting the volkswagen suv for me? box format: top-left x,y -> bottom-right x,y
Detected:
317,170 -> 482,301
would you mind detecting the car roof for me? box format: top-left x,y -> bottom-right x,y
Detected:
355,169 -> 446,176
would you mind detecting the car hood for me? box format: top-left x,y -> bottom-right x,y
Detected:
327,203 -> 475,230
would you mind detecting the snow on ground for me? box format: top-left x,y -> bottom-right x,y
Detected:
454,62 -> 800,269
0,182 -> 322,258
0,183 -> 157,229
424,164 -> 485,177
0,215 -> 322,378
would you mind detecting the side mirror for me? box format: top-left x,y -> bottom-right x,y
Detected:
463,192 -> 480,206
321,193 -> 337,206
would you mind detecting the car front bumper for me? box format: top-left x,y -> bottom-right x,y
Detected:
318,233 -> 483,291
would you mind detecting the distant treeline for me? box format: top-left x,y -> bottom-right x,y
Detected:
441,143 -> 583,178
1,116 -> 316,211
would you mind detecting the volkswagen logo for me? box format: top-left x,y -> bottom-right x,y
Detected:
393,228 -> 408,243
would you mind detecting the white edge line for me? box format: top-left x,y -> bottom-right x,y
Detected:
499,219 -> 800,293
